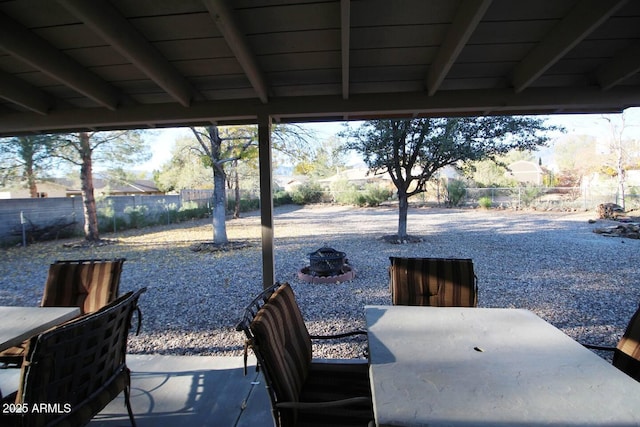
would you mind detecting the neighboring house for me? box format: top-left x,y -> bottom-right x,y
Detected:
0,180 -> 69,199
319,167 -> 393,189
0,178 -> 163,199
274,175 -> 310,192
76,179 -> 163,197
506,160 -> 545,185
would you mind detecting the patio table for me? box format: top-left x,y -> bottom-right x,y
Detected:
0,306 -> 80,352
365,305 -> 640,427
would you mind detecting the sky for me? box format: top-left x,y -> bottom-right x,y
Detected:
138,107 -> 640,173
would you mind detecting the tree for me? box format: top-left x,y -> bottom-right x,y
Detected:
52,131 -> 150,241
463,150 -> 535,188
154,136 -> 214,192
293,136 -> 347,178
344,117 -> 554,240
190,125 -> 255,244
603,113 -> 634,210
553,134 -> 600,186
165,124 -> 312,245
0,135 -> 59,197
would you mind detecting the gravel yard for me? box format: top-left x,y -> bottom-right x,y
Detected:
1,204 -> 638,360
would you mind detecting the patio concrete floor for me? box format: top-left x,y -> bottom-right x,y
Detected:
0,355 -> 274,427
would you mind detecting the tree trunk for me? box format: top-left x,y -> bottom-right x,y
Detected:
233,160 -> 240,219
212,166 -> 228,244
616,144 -> 625,211
79,132 -> 100,241
206,126 -> 228,244
397,190 -> 409,239
25,158 -> 38,198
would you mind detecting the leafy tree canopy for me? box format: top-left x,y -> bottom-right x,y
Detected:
345,116 -> 554,195
293,136 -> 347,178
0,135 -> 61,193
343,116 -> 557,239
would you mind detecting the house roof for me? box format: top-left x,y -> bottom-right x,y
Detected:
508,160 -> 544,173
47,177 -> 160,194
320,167 -> 390,183
1,0 -> 640,137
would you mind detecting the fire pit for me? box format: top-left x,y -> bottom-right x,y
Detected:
298,245 -> 356,284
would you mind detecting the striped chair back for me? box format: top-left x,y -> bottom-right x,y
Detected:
389,257 -> 478,307
244,283 -> 313,427
613,304 -> 640,381
41,258 -> 126,314
0,259 -> 126,366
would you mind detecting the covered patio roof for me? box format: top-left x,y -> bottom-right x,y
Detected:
1,0 -> 640,136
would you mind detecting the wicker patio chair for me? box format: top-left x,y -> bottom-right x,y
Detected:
389,257 -> 478,307
583,303 -> 640,382
0,258 -> 126,367
0,287 -> 146,427
237,283 -> 373,427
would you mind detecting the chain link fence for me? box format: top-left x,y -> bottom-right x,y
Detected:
412,184 -> 640,211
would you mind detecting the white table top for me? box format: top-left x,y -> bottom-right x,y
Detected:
365,305 -> 640,427
0,306 -> 81,352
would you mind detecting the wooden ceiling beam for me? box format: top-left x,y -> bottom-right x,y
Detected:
59,0 -> 199,107
597,42 -> 640,90
426,0 -> 492,96
0,70 -> 54,115
341,0 -> 351,100
0,11 -> 122,110
511,0 -> 627,93
1,86 -> 638,136
203,0 -> 270,104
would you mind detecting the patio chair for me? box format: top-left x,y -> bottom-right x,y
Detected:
42,258 -> 126,313
583,303 -> 640,382
237,283 -> 373,427
389,257 -> 478,307
0,258 -> 126,367
0,287 -> 146,427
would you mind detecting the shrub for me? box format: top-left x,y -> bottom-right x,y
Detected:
176,201 -> 210,221
97,213 -> 127,233
478,196 -> 492,209
291,182 -> 324,204
331,178 -> 360,205
360,184 -> 392,207
331,179 -> 391,207
273,190 -> 292,206
519,186 -> 543,207
125,205 -> 149,228
97,203 -> 127,232
227,198 -> 260,213
445,179 -> 467,207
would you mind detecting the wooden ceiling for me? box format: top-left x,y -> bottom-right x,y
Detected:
1,0 -> 640,136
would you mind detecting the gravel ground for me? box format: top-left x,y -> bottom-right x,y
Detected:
1,204 -> 639,361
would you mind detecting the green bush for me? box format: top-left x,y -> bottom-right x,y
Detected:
445,179 -> 467,207
227,198 -> 260,213
125,205 -> 149,228
291,182 -> 324,204
519,186 -> 543,207
331,178 -> 360,205
175,201 -> 210,221
273,190 -> 292,206
361,184 -> 392,206
478,196 -> 492,209
331,179 -> 391,207
97,213 -> 127,233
